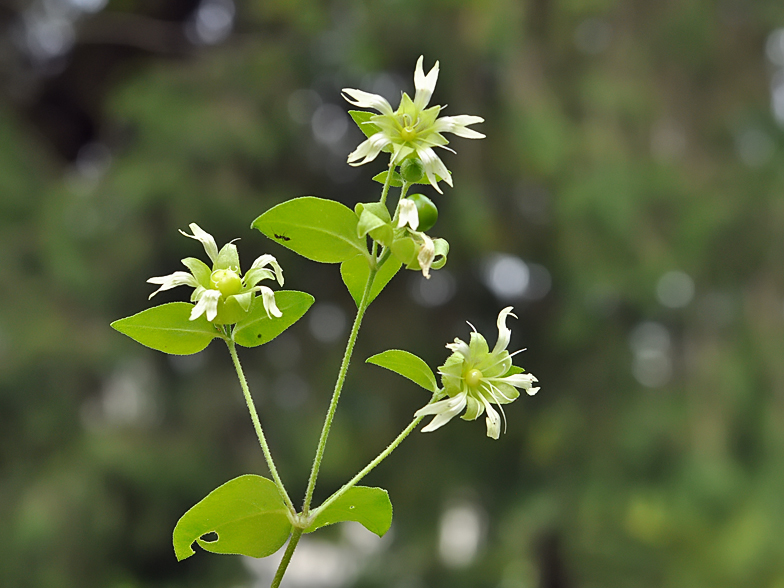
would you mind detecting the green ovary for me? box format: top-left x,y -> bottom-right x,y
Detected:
465,368 -> 483,388
212,269 -> 242,297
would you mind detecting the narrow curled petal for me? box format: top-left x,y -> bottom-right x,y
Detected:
341,88 -> 394,116
147,271 -> 199,299
501,373 -> 538,390
259,286 -> 282,318
432,115 -> 486,139
445,337 -> 471,358
492,307 -> 517,354
249,254 -> 284,286
397,199 -> 419,230
413,56 -> 439,110
417,232 -> 436,279
347,133 -> 392,166
179,223 -> 219,264
416,392 -> 468,433
190,289 -> 221,322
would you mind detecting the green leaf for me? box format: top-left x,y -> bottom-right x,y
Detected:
252,197 -> 368,263
366,349 -> 438,393
348,110 -> 381,139
111,302 -> 220,355
173,475 -> 292,561
340,255 -> 402,308
372,170 -> 404,188
233,290 -> 315,348
306,486 -> 393,537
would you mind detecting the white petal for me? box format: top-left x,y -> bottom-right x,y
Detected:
417,232 -> 436,279
413,56 -> 439,110
418,147 -> 451,193
190,289 -> 221,322
397,198 -> 419,230
492,307 -> 517,354
527,387 -> 540,396
347,133 -> 392,166
415,392 -> 467,433
341,88 -> 394,116
179,223 -> 219,264
483,400 -> 501,439
432,115 -> 485,139
147,271 -> 199,299
250,254 -> 284,286
260,286 -> 282,318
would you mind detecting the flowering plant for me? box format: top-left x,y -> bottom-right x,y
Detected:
111,56 -> 538,587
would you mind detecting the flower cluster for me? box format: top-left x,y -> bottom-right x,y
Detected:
343,56 -> 484,193
148,224 -> 284,324
415,307 -> 539,439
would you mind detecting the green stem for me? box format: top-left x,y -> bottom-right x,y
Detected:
301,266 -> 377,514
270,528 -> 303,588
310,409 -> 430,519
227,340 -> 296,514
379,158 -> 395,206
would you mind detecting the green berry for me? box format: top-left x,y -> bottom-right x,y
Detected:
406,193 -> 438,232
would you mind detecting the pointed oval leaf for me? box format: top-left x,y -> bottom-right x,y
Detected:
348,110 -> 382,139
252,197 -> 367,263
111,302 -> 219,355
173,475 -> 292,561
366,349 -> 438,393
306,486 -> 392,537
340,255 -> 402,308
233,290 -> 315,348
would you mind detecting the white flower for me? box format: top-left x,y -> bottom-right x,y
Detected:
397,198 -> 420,230
147,223 -> 284,324
415,307 -> 539,439
343,56 -> 484,193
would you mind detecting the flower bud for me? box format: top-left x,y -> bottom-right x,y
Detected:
400,158 -> 425,183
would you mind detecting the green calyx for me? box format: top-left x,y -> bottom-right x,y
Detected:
400,157 -> 425,183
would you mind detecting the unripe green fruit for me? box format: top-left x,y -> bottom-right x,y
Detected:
406,193 -> 438,232
400,158 -> 425,183
211,269 -> 242,297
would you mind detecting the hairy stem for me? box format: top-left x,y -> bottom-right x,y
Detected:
301,266 -> 377,513
310,394 -> 438,518
270,528 -> 303,588
227,340 -> 296,514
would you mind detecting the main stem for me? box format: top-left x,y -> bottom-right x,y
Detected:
301,267 -> 377,514
227,340 -> 296,514
270,528 -> 303,588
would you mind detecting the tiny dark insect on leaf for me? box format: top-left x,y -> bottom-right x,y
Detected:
274,234 -> 291,242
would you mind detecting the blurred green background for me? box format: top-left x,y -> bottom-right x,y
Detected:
3,0 -> 784,586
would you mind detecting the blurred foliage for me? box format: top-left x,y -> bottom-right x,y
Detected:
3,0 -> 784,586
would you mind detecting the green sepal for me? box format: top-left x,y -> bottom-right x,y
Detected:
348,110 -> 382,139
111,302 -> 220,355
504,365 -> 525,376
340,255 -> 402,308
233,290 -> 315,348
391,236 -> 417,266
215,242 -> 240,271
366,349 -> 439,393
173,475 -> 292,561
357,209 -> 388,239
252,197 -> 368,264
372,170 -> 404,188
306,486 -> 393,537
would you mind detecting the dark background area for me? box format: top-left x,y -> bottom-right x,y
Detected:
3,0 -> 784,586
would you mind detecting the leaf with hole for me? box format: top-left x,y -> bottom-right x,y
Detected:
233,291 -> 314,348
173,475 -> 292,561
